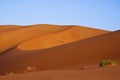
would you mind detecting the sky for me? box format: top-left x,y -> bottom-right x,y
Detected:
0,0 -> 120,31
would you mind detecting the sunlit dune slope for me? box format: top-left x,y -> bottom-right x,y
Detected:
0,25 -> 22,32
18,26 -> 109,50
0,24 -> 70,53
0,30 -> 119,74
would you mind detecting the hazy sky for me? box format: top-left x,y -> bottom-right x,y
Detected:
0,0 -> 120,31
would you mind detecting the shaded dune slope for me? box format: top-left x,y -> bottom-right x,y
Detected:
0,24 -> 71,53
0,30 -> 119,75
18,26 -> 109,50
0,66 -> 120,80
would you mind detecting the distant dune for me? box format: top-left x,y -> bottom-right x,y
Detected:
0,24 -> 71,53
0,25 -> 22,33
0,24 -> 119,80
0,24 -> 108,53
18,26 -> 109,50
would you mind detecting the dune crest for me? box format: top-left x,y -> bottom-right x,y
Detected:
0,25 -> 22,32
0,24 -> 71,53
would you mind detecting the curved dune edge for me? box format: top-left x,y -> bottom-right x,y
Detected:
0,24 -> 71,53
18,26 -> 109,50
0,30 -> 119,75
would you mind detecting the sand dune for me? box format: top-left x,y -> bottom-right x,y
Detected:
0,24 -> 71,53
18,26 -> 109,50
0,29 -> 119,75
0,24 -> 119,80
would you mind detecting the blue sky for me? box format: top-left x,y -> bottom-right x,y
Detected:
0,0 -> 120,31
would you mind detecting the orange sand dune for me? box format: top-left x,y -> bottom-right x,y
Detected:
19,26 -> 109,50
0,25 -> 22,33
0,30 -> 119,75
0,24 -> 71,53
